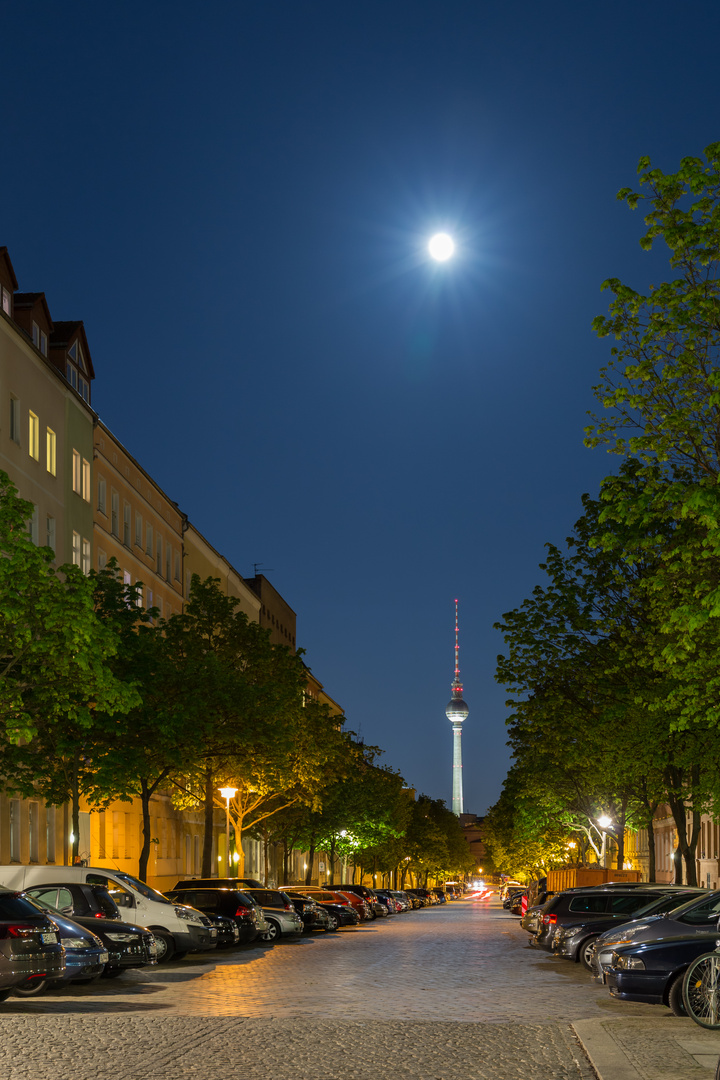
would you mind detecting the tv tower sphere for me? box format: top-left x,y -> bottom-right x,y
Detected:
446,599 -> 468,816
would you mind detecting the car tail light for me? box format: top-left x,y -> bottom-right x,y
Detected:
542,914 -> 557,925
0,924 -> 39,938
235,907 -> 253,919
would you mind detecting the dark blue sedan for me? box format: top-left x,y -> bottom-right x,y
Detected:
606,932 -> 720,1015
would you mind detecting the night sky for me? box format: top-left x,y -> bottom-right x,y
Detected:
3,2 -> 719,815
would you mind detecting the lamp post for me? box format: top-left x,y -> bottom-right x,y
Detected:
598,815 -> 613,868
219,787 -> 238,877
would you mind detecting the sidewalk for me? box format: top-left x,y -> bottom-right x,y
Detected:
573,1016 -> 720,1080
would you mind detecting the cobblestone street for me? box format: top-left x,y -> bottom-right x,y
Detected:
0,898 -> 671,1078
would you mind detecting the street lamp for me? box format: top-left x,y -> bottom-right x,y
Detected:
219,787 -> 238,877
598,815 -> 613,868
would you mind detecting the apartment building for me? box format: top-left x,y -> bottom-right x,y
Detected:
184,521 -> 261,621
93,420 -> 184,618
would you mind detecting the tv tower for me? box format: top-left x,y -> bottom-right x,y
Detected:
445,599 -> 469,816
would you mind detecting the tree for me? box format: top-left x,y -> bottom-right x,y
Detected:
0,471 -> 134,746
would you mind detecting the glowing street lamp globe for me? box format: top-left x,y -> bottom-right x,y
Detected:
428,232 -> 455,261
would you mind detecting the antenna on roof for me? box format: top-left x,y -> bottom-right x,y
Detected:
253,563 -> 275,576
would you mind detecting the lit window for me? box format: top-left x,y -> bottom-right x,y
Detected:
97,476 -> 106,514
9,398 -> 19,443
82,539 -> 90,575
46,515 -> 56,553
72,449 -> 81,494
136,582 -> 143,608
135,513 -> 142,547
111,492 -> 119,537
123,503 -> 131,546
46,428 -> 56,476
72,531 -> 81,566
146,523 -> 153,557
28,411 -> 39,460
82,459 -> 91,501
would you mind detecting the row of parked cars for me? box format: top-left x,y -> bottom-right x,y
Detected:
511,878 -> 720,1016
0,863 -> 457,1001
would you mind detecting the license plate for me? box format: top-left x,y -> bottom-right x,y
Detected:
209,928 -> 217,938
41,932 -> 56,944
148,943 -> 158,956
99,951 -> 109,963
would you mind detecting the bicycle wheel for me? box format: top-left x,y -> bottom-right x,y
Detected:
683,952 -> 720,1029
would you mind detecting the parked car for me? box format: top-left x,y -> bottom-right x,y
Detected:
286,889 -> 360,928
24,885 -> 158,977
605,932 -> 720,1015
553,888 -> 706,970
0,865 -> 214,963
20,881 -> 122,922
165,887 -> 268,944
281,892 -> 332,932
366,893 -> 389,918
405,889 -> 433,907
241,889 -> 304,941
0,889 -> 65,1002
302,886 -> 370,922
591,889 -> 720,978
173,877 -> 263,890
533,887 -> 688,951
14,897 -> 109,996
432,889 -> 448,904
369,890 -> 398,915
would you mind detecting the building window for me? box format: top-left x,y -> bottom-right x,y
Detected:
1,285 -> 11,316
135,512 -> 142,547
174,551 -> 181,581
147,589 -> 153,609
9,397 -> 19,443
32,322 -> 40,350
28,802 -> 39,863
166,544 -> 171,581
72,449 -> 81,494
82,538 -> 91,575
97,475 -> 106,514
123,570 -> 131,586
40,330 -> 48,356
46,428 -> 56,475
156,597 -> 163,619
72,531 -> 81,567
46,515 -> 56,553
98,549 -> 107,570
156,536 -> 162,575
29,505 -> 39,544
9,800 -> 20,862
111,491 -> 119,537
28,411 -> 39,460
82,458 -> 91,501
123,502 -> 131,546
145,523 -> 153,557
135,581 -> 143,608
46,807 -> 56,862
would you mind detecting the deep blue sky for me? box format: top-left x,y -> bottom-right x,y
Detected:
3,2 -> 719,814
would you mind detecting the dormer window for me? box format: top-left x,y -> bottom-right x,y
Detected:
66,341 -> 90,402
1,286 -> 10,316
32,322 -> 49,357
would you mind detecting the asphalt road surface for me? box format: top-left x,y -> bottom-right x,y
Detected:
1,897 -> 658,1078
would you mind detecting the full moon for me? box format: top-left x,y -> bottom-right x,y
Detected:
428,232 -> 455,261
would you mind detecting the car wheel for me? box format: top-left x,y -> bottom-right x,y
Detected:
580,936 -> 600,972
101,968 -> 124,979
261,920 -> 280,942
152,932 -> 175,963
325,913 -> 339,932
668,972 -> 688,1016
13,977 -> 50,997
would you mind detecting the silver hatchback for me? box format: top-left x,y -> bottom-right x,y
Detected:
242,889 -> 304,942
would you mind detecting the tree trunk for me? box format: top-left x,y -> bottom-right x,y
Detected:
229,814 -> 245,876
615,800 -> 628,871
282,839 -> 289,885
673,845 -> 683,884
138,779 -> 153,882
647,817 -> 656,883
70,752 -> 81,864
666,764 -> 701,887
201,766 -> 215,877
329,837 -> 336,882
305,834 -> 316,886
263,828 -> 269,886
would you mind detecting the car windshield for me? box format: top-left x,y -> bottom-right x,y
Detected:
0,893 -> 48,919
114,872 -> 171,905
630,892 -> 699,919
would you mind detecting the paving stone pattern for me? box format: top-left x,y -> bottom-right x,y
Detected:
0,899 -> 645,1078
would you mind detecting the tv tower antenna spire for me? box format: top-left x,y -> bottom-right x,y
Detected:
445,599 -> 469,816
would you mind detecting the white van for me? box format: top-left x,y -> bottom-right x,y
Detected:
0,865 -> 216,961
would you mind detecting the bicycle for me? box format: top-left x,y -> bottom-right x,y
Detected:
682,946 -> 720,1029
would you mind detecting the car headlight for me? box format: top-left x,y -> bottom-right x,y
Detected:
563,927 -> 585,939
174,906 -> 202,922
614,953 -> 645,970
62,936 -> 96,949
104,933 -> 139,942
